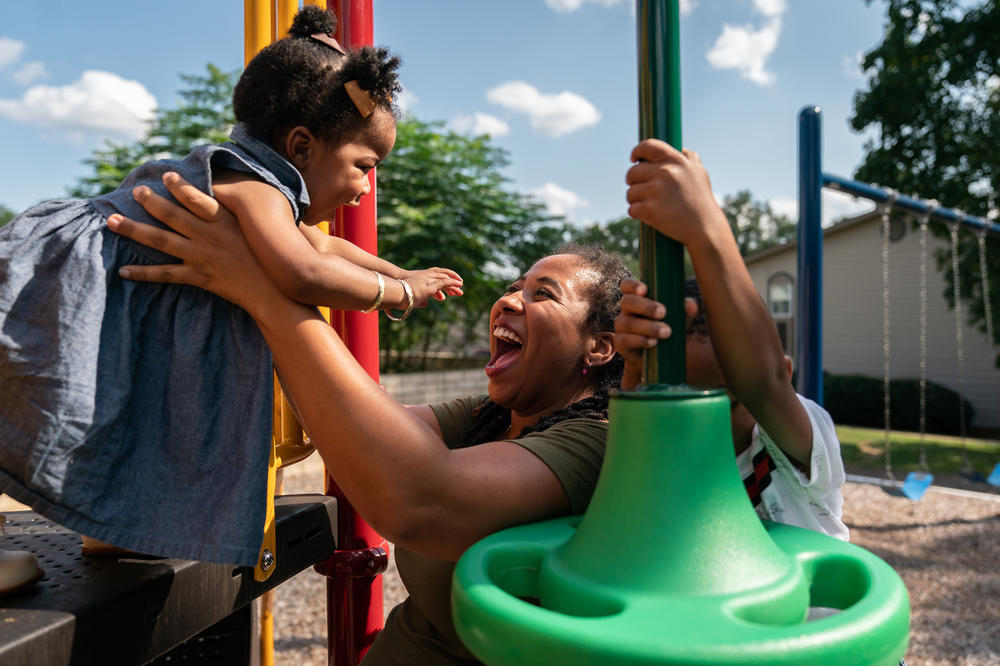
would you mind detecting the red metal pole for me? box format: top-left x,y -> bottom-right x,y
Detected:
315,3 -> 388,666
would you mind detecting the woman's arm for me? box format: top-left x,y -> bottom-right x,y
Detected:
108,173 -> 567,560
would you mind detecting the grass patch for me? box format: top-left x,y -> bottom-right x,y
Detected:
836,425 -> 1000,475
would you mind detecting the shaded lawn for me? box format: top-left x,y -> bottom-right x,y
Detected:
836,425 -> 1000,476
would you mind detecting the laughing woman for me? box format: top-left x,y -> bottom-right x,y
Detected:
107,173 -> 631,665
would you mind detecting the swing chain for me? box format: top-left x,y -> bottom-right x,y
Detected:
977,227 -> 998,479
879,191 -> 897,481
949,215 -> 970,467
978,230 -> 994,349
917,205 -> 936,473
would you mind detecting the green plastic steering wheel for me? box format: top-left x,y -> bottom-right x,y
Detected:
453,390 -> 909,665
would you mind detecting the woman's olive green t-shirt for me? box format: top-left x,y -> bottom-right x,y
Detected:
360,394 -> 608,665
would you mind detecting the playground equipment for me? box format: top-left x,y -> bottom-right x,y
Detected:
245,2 -> 387,665
874,192 -> 937,500
797,107 -> 1000,496
451,3 -> 910,664
897,204 -> 935,500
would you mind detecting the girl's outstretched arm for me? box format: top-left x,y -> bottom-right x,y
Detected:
212,172 -> 460,310
106,173 -> 568,561
299,225 -> 463,300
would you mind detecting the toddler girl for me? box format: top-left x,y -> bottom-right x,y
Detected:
0,7 -> 461,565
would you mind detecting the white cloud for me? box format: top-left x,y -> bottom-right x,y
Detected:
0,70 -> 157,141
545,0 -> 626,12
486,81 -> 600,137
769,196 -> 797,221
842,52 -> 865,80
706,0 -> 787,86
530,182 -> 589,218
0,37 -> 24,67
706,17 -> 782,86
0,39 -> 50,86
13,61 -> 48,85
680,0 -> 697,16
764,192 -> 875,228
822,189 -> 875,226
753,0 -> 787,18
451,112 -> 510,138
395,86 -> 418,113
0,37 -> 26,69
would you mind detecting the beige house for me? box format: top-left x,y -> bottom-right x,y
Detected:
745,212 -> 1000,431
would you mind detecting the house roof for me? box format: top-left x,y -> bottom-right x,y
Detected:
743,210 -> 882,265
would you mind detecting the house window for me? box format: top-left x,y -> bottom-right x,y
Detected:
879,214 -> 907,242
767,274 -> 794,357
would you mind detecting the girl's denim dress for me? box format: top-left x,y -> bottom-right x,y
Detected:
0,124 -> 309,565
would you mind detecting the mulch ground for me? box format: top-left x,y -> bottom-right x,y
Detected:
264,457 -> 1000,664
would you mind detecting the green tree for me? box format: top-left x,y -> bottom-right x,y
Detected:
720,190 -> 796,256
376,118 -> 563,371
566,217 -> 640,275
69,64 -> 237,198
851,0 -> 1000,352
0,204 -> 14,228
561,190 -> 792,286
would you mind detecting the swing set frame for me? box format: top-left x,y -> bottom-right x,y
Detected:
797,106 -> 1000,497
796,105 -> 1000,406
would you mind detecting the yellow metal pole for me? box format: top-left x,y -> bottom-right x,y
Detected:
260,591 -> 276,666
303,0 -> 331,321
245,6 -> 277,666
276,0 -> 297,37
244,0 -> 273,67
245,5 -> 328,664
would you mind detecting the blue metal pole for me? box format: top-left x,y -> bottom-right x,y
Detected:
797,106 -> 823,404
822,174 -> 1000,235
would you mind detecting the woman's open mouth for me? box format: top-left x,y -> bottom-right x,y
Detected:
485,325 -> 522,376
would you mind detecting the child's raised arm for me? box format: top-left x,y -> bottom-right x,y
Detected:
299,224 -> 463,302
209,172 -> 462,311
625,139 -> 813,468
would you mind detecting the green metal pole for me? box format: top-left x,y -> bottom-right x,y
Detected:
636,0 -> 685,387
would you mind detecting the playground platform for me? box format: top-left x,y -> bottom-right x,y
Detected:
0,494 -> 337,665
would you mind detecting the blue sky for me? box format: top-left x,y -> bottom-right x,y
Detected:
0,1 -> 886,227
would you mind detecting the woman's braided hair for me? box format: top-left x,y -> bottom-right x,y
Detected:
466,243 -> 632,446
233,6 -> 401,143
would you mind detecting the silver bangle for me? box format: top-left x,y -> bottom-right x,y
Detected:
385,278 -> 414,321
361,271 -> 384,313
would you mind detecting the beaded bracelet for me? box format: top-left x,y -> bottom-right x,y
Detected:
360,271 -> 385,313
385,278 -> 414,321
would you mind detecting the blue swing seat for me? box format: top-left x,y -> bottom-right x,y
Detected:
987,462 -> 1000,487
901,472 -> 933,501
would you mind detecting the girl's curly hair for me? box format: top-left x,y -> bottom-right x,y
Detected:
233,6 -> 401,142
466,244 -> 632,445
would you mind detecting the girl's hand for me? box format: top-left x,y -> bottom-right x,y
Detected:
614,278 -> 698,389
625,139 -> 728,248
397,268 -> 464,309
106,172 -> 285,317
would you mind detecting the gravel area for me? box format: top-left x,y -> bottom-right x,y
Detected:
275,455 -> 1000,665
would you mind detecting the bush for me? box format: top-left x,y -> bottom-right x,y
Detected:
822,372 -> 975,436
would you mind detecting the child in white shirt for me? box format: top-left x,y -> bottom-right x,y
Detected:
616,139 -> 847,540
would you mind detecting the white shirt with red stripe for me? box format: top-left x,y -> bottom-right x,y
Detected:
735,394 -> 849,541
